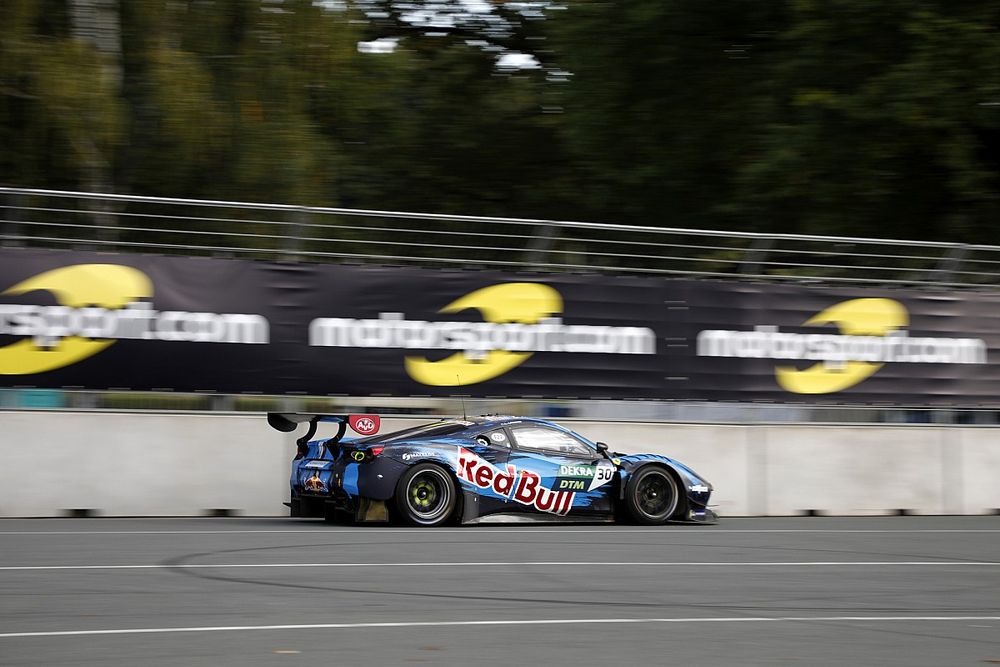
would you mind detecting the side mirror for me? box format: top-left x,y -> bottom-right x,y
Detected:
596,442 -> 609,456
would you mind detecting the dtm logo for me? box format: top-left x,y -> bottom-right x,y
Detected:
457,447 -> 575,516
697,298 -> 987,394
309,283 -> 656,386
348,415 -> 380,435
0,264 -> 270,376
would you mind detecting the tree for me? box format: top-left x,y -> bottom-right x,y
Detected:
0,0 -> 124,192
547,1 -> 779,229
3,0 -> 998,245
732,0 -> 1000,241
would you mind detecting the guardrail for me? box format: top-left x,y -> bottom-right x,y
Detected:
3,187 -> 999,288
2,411 -> 997,516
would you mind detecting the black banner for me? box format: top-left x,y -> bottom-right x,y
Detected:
1,247 -> 998,405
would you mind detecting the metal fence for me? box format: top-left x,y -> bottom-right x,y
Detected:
3,187 -> 999,288
3,187 -> 1000,422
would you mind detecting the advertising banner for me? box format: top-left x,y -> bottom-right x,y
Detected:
675,281 -> 999,405
1,247 -> 997,405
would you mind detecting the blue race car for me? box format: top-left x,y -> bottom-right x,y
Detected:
268,413 -> 716,526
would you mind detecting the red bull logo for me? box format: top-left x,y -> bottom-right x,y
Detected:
304,473 -> 326,493
456,447 -> 574,516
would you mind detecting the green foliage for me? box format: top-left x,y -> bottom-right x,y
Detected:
0,0 -> 123,189
735,1 -> 1000,240
1,0 -> 998,243
549,1 -> 779,229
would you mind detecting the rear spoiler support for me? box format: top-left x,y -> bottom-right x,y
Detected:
297,417 -> 346,449
267,413 -> 379,455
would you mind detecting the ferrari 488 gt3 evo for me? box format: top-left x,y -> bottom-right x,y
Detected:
268,413 -> 716,526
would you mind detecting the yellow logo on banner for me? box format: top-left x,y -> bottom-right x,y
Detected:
775,298 -> 908,394
0,265 -> 152,374
404,283 -> 562,386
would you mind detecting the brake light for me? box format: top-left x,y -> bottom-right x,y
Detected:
370,446 -> 384,457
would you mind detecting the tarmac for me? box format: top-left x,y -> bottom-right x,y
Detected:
1,516 -> 998,666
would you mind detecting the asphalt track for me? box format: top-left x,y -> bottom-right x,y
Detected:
1,517 -> 998,666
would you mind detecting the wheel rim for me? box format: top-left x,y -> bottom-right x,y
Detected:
406,468 -> 452,522
635,470 -> 677,520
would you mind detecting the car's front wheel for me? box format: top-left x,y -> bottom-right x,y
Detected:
624,466 -> 681,525
395,464 -> 457,527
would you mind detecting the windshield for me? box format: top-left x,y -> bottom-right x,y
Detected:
357,421 -> 467,444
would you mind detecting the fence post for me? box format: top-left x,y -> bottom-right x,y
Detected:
740,237 -> 773,275
934,245 -> 968,285
524,223 -> 560,264
2,192 -> 24,247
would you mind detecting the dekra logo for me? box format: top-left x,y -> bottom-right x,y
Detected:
0,264 -> 270,375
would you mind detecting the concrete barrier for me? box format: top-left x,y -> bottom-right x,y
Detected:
0,411 -> 996,517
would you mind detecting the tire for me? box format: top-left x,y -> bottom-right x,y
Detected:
624,466 -> 681,525
395,464 -> 457,527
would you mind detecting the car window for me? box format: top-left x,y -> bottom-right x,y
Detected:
509,425 -> 592,456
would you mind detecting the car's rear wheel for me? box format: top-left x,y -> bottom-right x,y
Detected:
395,464 -> 457,527
624,466 -> 680,525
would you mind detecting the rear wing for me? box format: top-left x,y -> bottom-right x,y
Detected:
267,413 -> 381,452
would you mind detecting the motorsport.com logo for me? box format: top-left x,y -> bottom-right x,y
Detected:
0,301 -> 269,347
309,312 -> 655,358
697,325 -> 986,366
